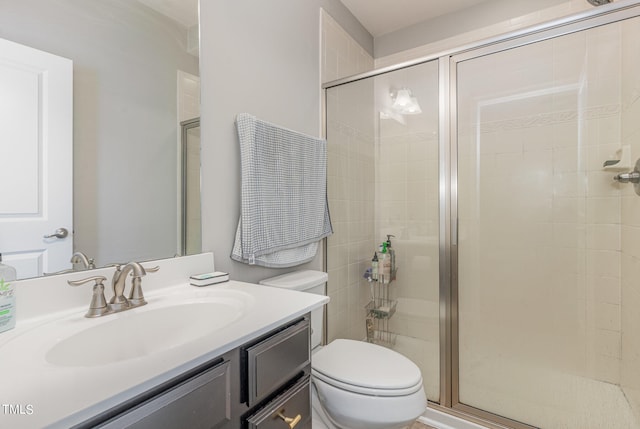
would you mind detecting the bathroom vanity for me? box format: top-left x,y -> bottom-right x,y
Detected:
86,316 -> 312,429
0,253 -> 326,429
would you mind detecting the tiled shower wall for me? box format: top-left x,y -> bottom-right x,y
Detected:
321,10 -> 373,84
374,62 -> 441,402
621,17 -> 640,423
375,66 -> 440,308
322,10 -> 374,341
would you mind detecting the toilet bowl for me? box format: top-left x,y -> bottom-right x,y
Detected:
311,339 -> 427,429
260,271 -> 428,429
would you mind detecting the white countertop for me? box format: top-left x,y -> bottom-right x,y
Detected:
0,280 -> 327,429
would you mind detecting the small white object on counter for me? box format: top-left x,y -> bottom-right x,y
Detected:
190,271 -> 229,286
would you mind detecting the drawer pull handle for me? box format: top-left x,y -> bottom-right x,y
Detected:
277,411 -> 302,428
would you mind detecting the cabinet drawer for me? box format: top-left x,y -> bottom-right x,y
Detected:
246,376 -> 311,429
244,318 -> 310,406
99,360 -> 231,429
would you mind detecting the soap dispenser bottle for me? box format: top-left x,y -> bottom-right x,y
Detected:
385,234 -> 396,280
0,254 -> 16,334
379,243 -> 391,284
371,252 -> 379,281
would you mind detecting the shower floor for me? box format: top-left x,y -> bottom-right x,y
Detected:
459,356 -> 639,429
387,333 -> 638,428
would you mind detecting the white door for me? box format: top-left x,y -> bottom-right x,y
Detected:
0,38 -> 73,279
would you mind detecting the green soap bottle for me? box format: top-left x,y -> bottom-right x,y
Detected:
0,254 -> 16,334
379,243 -> 391,283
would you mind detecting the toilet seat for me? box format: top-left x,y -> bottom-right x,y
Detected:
311,339 -> 423,397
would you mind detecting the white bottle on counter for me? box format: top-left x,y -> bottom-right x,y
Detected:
0,254 -> 16,333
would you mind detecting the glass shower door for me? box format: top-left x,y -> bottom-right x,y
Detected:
325,60 -> 441,403
455,18 -> 639,429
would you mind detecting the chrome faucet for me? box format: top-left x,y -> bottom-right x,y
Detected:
70,251 -> 96,270
68,262 -> 159,318
44,251 -> 96,275
110,262 -> 146,311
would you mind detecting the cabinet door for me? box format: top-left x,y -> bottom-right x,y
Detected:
244,318 -> 310,406
99,361 -> 231,429
246,376 -> 311,429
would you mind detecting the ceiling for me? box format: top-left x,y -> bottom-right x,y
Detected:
136,0 -> 494,35
138,0 -> 586,42
339,0 -> 494,37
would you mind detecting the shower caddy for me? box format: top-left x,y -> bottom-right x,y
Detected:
365,240 -> 397,347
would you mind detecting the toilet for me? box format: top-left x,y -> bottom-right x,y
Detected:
260,270 -> 427,429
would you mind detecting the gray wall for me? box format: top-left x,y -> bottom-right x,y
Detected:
199,0 -> 371,283
374,0 -> 568,58
0,0 -> 199,266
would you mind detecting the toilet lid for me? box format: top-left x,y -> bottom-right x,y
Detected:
312,339 -> 423,396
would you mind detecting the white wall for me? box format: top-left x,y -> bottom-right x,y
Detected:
198,0 -> 372,283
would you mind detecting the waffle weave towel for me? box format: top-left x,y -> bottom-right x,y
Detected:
231,113 -> 333,267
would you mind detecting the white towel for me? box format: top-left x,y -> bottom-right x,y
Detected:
231,113 -> 333,267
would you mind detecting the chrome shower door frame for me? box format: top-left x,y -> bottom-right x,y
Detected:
448,2 -> 640,428
323,1 -> 640,428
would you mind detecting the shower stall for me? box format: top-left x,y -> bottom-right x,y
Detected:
324,3 -> 640,428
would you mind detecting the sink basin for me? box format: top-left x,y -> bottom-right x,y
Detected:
46,299 -> 244,367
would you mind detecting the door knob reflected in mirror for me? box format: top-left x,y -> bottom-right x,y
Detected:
44,227 -> 69,239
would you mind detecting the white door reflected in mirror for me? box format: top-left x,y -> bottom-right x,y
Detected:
0,38 -> 73,279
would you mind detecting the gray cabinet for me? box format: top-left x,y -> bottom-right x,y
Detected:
244,318 -> 310,406
246,376 -> 311,429
79,315 -> 311,429
98,361 -> 232,429
242,318 -> 312,429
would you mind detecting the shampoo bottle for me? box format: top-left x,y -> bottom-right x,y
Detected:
0,254 -> 16,334
379,243 -> 391,284
386,234 -> 396,280
371,252 -> 379,281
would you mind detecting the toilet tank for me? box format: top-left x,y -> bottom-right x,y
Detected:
259,270 -> 328,349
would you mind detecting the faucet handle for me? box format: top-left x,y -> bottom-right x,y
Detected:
105,262 -> 125,269
67,276 -> 110,318
128,266 -> 159,306
67,275 -> 107,287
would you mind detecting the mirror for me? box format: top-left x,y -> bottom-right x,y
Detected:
1,0 -> 200,278
181,118 -> 202,256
